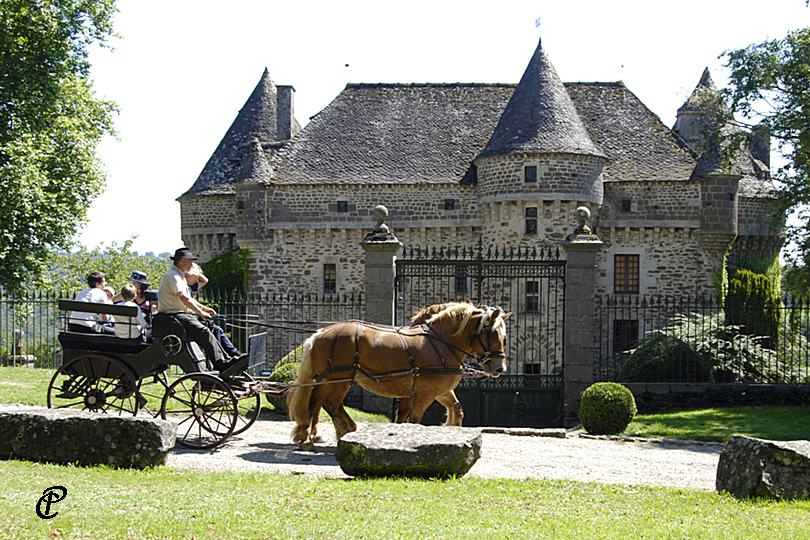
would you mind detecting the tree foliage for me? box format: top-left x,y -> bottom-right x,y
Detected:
32,237 -> 171,295
0,0 -> 119,290
721,26 -> 810,287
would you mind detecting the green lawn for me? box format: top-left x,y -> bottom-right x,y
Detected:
2,366 -> 810,538
2,460 -> 809,539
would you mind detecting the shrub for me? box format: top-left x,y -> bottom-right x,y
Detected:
616,333 -> 712,383
265,362 -> 300,413
579,382 -> 637,435
725,269 -> 781,349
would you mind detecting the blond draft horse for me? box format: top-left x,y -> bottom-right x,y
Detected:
397,301 -> 478,426
287,302 -> 509,450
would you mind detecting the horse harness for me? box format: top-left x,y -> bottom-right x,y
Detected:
312,318 -> 503,421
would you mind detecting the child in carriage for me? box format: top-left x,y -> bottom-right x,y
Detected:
113,283 -> 149,341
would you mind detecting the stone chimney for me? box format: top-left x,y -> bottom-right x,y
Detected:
276,85 -> 295,141
749,124 -> 771,170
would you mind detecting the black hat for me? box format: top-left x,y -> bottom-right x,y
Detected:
128,271 -> 149,285
172,247 -> 198,261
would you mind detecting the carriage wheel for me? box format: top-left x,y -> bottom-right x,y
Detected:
47,355 -> 139,416
160,373 -> 238,449
161,334 -> 183,356
222,373 -> 261,436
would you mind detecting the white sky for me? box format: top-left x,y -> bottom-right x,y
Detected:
79,0 -> 810,256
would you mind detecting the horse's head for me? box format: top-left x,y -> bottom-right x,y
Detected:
470,306 -> 510,377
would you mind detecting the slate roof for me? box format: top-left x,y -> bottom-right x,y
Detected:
566,82 -> 696,182
478,38 -> 603,159
181,69 -> 299,197
272,83 -> 514,185
180,64 -> 776,197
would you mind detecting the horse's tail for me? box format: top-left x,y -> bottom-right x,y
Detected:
287,333 -> 317,445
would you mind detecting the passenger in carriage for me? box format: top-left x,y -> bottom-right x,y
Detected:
155,247 -> 244,370
184,262 -> 242,358
112,283 -> 148,341
68,271 -> 116,335
113,270 -> 156,328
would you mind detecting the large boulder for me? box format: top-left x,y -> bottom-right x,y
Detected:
0,405 -> 176,469
716,435 -> 810,500
336,423 -> 482,478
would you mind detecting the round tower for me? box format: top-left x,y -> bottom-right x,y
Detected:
474,38 -> 606,247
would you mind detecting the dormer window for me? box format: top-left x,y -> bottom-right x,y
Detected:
524,165 -> 538,183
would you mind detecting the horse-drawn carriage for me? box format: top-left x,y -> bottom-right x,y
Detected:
49,299 -> 272,449
48,299 -> 510,452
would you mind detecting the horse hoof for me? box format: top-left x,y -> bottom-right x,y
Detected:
299,441 -> 314,452
311,435 -> 324,443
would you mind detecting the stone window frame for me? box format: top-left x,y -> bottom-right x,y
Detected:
525,280 -> 540,314
614,253 -> 640,294
524,164 -> 538,183
323,263 -> 337,295
525,206 -> 538,235
612,318 -> 640,356
454,265 -> 469,295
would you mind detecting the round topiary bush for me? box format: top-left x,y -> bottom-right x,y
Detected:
578,382 -> 637,435
266,362 -> 300,414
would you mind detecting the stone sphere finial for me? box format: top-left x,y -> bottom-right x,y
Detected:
372,204 -> 389,233
574,206 -> 592,234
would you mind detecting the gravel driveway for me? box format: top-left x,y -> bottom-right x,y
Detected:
167,416 -> 723,491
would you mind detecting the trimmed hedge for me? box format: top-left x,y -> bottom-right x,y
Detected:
579,382 -> 637,435
266,362 -> 300,414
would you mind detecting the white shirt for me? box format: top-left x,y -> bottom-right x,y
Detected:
113,301 -> 148,339
69,287 -> 112,328
158,265 -> 190,313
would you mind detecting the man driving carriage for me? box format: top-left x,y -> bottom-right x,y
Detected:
154,247 -> 245,371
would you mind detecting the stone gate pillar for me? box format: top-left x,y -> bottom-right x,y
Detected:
358,205 -> 401,417
561,207 -> 603,427
359,205 -> 402,326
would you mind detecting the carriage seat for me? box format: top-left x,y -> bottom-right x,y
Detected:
58,331 -> 151,355
58,299 -> 151,355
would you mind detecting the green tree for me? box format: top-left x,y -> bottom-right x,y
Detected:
33,237 -> 171,294
720,26 -> 810,289
0,0 -> 119,290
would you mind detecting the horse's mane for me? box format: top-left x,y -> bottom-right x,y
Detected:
414,301 -> 503,338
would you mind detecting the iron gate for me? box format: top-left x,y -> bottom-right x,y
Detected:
394,241 -> 566,427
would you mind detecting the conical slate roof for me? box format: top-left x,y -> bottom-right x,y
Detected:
182,69 -> 280,196
478,38 -> 603,159
678,68 -> 724,114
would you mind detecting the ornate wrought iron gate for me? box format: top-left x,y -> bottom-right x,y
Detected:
394,242 -> 566,427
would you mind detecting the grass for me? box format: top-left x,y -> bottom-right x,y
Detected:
2,366 -> 810,538
625,405 -> 810,442
0,366 -> 389,423
1,460 -> 809,539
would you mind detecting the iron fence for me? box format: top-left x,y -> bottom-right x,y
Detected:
0,289 -> 364,373
597,294 -> 810,384
197,290 -> 364,375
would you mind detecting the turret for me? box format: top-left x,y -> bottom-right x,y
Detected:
474,38 -> 606,245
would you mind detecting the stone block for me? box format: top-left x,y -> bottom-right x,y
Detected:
0,405 -> 176,469
716,435 -> 810,500
336,423 -> 482,478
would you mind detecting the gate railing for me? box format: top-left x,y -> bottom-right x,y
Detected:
596,294 -> 810,384
395,241 -> 566,378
